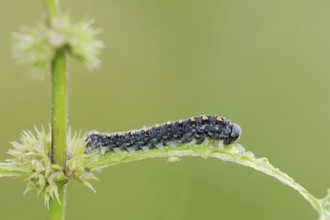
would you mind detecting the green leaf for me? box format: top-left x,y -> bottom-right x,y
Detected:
82,143 -> 327,219
0,162 -> 29,177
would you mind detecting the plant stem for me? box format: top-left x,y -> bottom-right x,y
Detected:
49,48 -> 67,219
45,0 -> 58,25
50,48 -> 67,168
45,0 -> 67,219
48,185 -> 66,220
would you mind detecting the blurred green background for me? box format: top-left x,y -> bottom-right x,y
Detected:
1,0 -> 330,219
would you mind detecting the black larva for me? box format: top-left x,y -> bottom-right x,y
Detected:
85,115 -> 241,154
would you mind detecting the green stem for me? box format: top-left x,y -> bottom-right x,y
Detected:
51,48 -> 67,167
48,186 -> 66,220
49,48 -> 67,219
45,0 -> 67,218
45,0 -> 58,25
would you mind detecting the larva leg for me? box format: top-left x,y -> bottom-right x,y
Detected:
100,146 -> 109,154
202,137 -> 210,146
155,143 -> 164,150
126,146 -> 136,153
218,140 -> 224,149
187,139 -> 197,147
141,146 -> 150,152
113,147 -> 121,153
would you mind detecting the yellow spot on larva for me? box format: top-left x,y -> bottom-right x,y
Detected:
216,116 -> 222,122
202,115 -> 208,120
166,121 -> 171,125
178,119 -> 183,123
143,127 -> 148,132
93,131 -> 99,135
190,117 -> 195,122
118,132 -> 123,136
155,124 -> 160,128
131,130 -> 136,135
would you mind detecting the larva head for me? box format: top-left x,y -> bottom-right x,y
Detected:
223,123 -> 241,145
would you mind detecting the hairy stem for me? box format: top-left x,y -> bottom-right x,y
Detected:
45,0 -> 58,25
51,48 -> 67,167
45,0 -> 67,218
49,48 -> 67,220
48,186 -> 67,220
44,0 -> 68,217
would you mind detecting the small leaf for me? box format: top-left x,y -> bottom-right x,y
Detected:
0,162 -> 29,177
82,181 -> 97,193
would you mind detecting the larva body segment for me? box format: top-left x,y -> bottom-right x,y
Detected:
85,115 -> 241,154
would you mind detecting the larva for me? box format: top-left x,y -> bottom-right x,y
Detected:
85,115 -> 241,154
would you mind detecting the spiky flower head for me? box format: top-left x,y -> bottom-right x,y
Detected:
12,14 -> 104,79
5,128 -> 97,208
